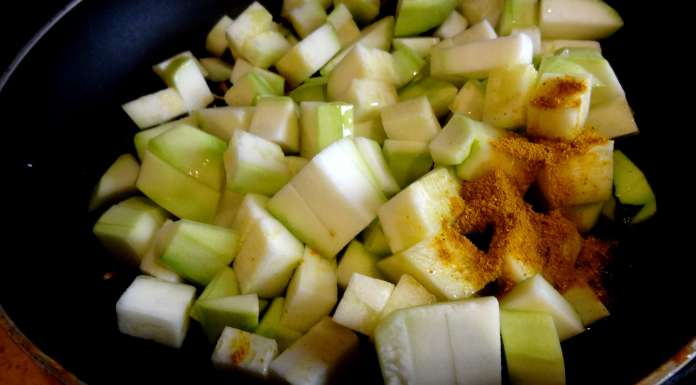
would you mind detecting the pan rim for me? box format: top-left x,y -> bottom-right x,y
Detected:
0,1 -> 692,385
0,306 -> 83,385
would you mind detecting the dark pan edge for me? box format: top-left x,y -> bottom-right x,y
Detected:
1,0 -> 84,383
0,1 -> 693,384
0,0 -> 83,92
1,306 -> 84,385
638,337 -> 696,385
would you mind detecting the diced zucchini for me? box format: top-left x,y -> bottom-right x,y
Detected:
136,150 -> 220,222
327,44 -> 396,101
241,68 -> 286,96
333,273 -> 394,336
393,37 -> 441,58
382,139 -> 434,188
394,0 -> 458,37
153,51 -> 208,81
459,0 -> 504,26
435,10 -> 469,39
612,150 -> 657,224
200,58 -> 234,82
285,156 -> 309,177
163,57 -> 215,111
353,136 -> 400,197
211,327 -> 278,377
231,194 -> 271,244
483,63 -> 538,130
398,78 -> 458,118
287,0 -> 328,38
249,96 -> 300,153
343,79 -> 398,122
450,18 -> 498,45
320,16 -> 394,76
224,129 -> 291,196
233,216 -> 304,297
243,30 -> 292,69
562,281 -> 609,326
225,72 -> 279,106
527,73 -> 593,141
537,139 -> 614,208
297,136 -> 385,224
206,16 -> 234,57
431,34 -> 534,80
277,24 -> 342,87
270,318 -> 359,385
139,248 -> 180,285
300,101 -> 354,159
268,183 -> 343,258
376,297 -> 501,385
122,88 -> 187,129
379,274 -> 436,319
280,138 -> 386,258
391,46 -> 426,87
198,294 -> 260,341
93,197 -> 168,265
500,274 -> 584,341
429,114 -> 481,166
500,310 -> 566,385
284,0 -> 332,17
541,39 -> 601,58
214,189 -> 245,228
334,0 -> 380,24
361,220 -> 391,257
289,79 -> 328,102
89,154 -> 140,211
337,240 -> 384,287
381,96 -> 441,142
194,106 -> 255,142
231,59 -> 255,83
281,247 -> 338,331
498,0 -> 538,36
560,202 -> 603,233
557,47 -> 624,106
539,0 -> 623,40
148,124 -> 226,190
133,116 -> 197,160
377,167 -> 463,253
586,96 -> 638,139
449,79 -> 485,119
225,2 -> 275,58
327,3 -> 361,47
116,275 -> 196,348
452,123 -> 507,181
159,219 -> 240,286
377,224 -> 495,300
255,298 -> 303,351
354,118 -> 387,144
512,26 -> 542,58
191,267 -> 240,322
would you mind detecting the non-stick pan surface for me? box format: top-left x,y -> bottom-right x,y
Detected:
0,0 -> 693,384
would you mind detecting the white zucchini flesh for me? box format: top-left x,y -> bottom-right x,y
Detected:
89,154 -> 140,211
122,88 -> 187,129
116,275 -> 196,348
270,317 -> 359,385
431,33 -> 534,80
211,327 -> 278,377
539,0 -> 623,40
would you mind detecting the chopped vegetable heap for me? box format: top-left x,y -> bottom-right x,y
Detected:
92,0 -> 656,384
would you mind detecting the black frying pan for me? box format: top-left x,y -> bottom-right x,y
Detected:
1,0 -> 694,384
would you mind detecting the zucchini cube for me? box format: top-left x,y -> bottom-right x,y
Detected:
116,276 -> 196,348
